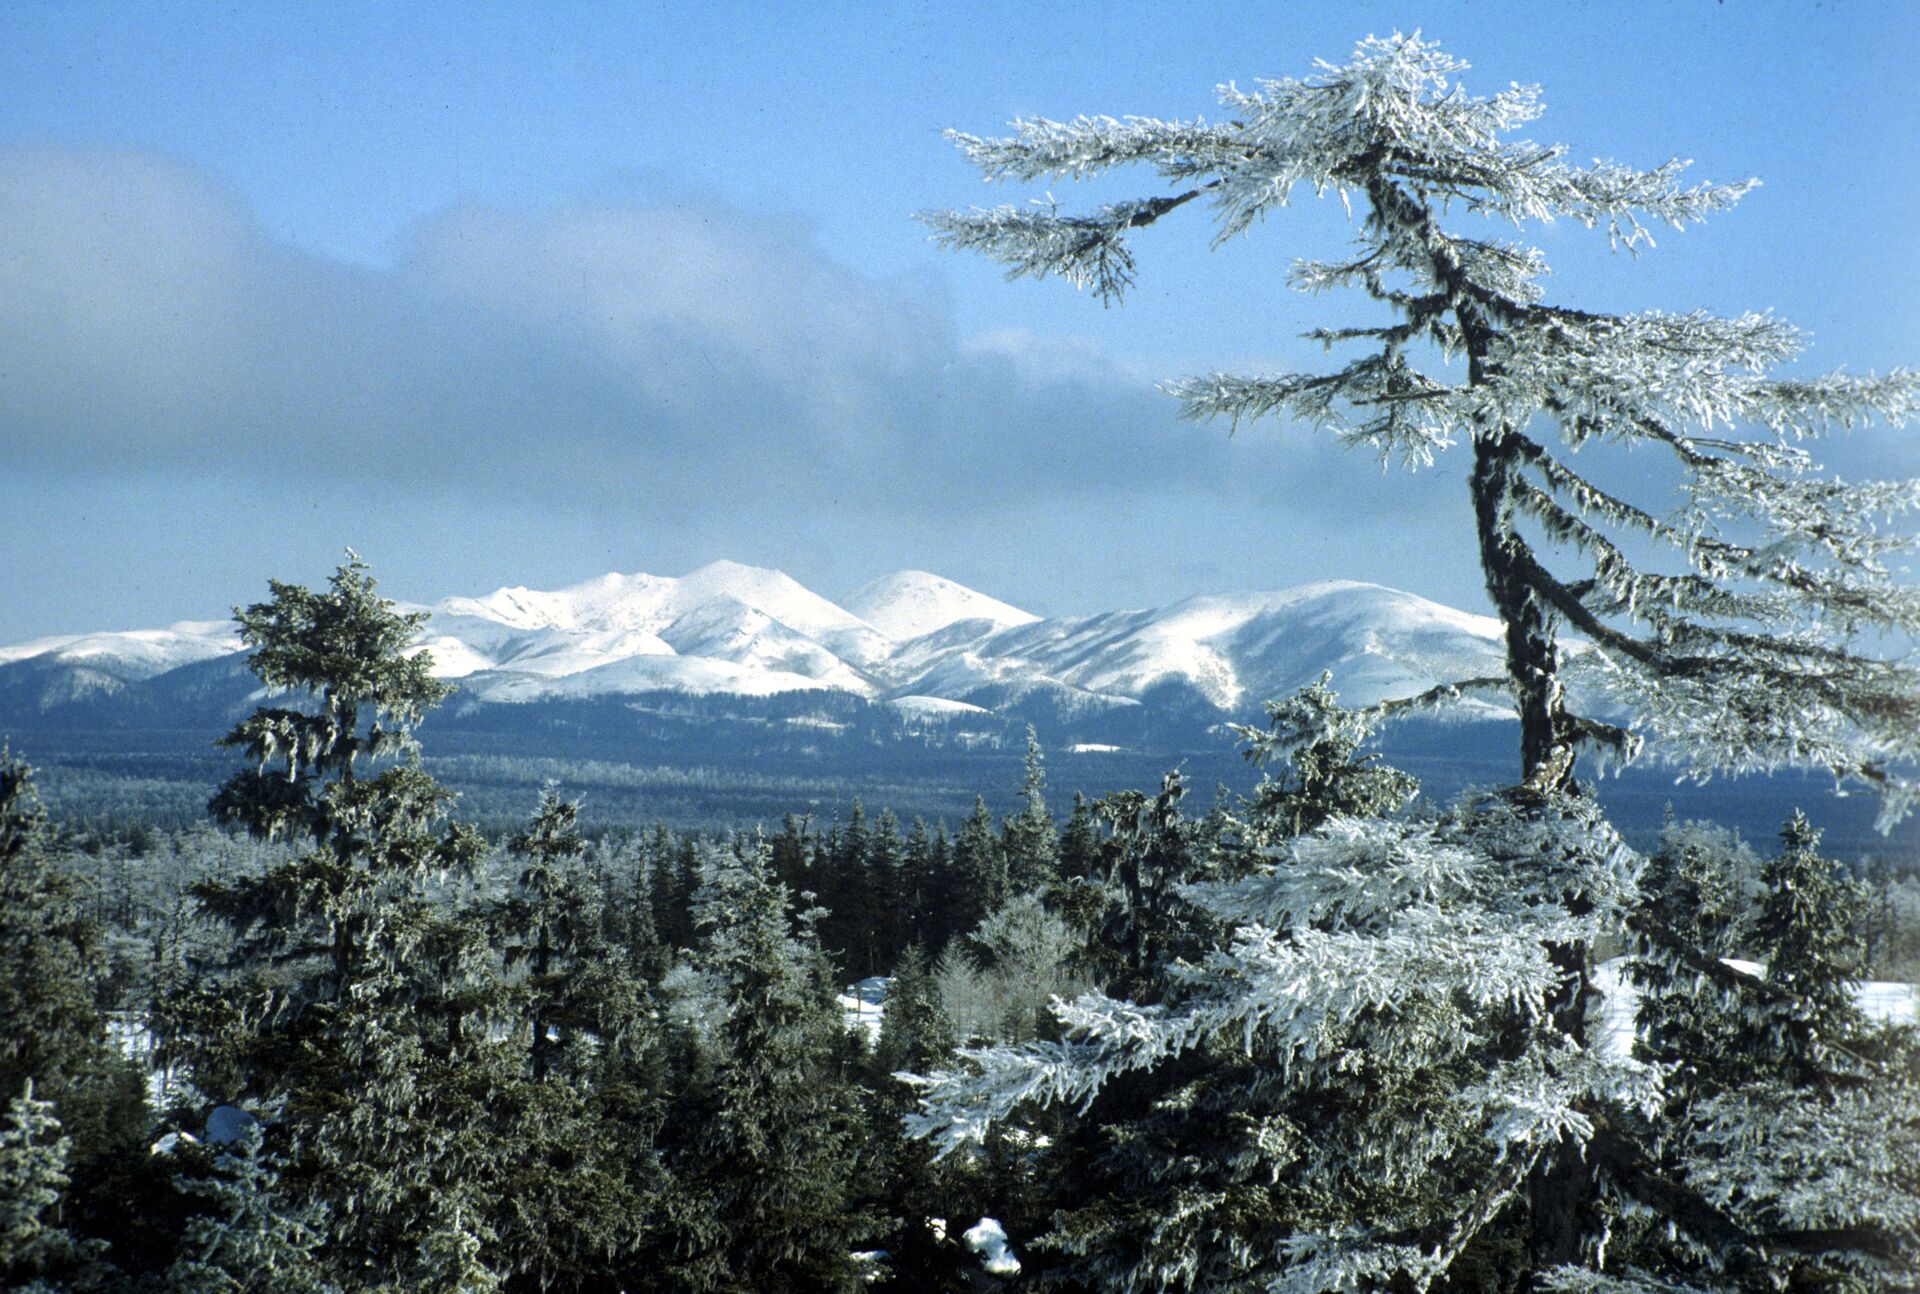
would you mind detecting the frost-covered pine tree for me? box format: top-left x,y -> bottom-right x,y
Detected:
0,752 -> 149,1260
864,944 -> 967,1291
1081,770 -> 1220,1001
915,780 -> 1911,1290
1629,820 -> 1760,1107
915,36 -> 1919,1290
498,784 -> 599,1081
941,696 -> 1426,1291
1234,672 -> 1421,845
165,1124 -> 335,1294
924,32 -> 1918,822
0,1081 -> 115,1293
1744,812 -> 1868,1066
1626,814 -> 1918,1292
483,788 -> 669,1290
400,1198 -> 504,1294
165,555 -> 499,1288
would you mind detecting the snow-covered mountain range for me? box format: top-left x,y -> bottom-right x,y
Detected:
0,560 -> 1510,724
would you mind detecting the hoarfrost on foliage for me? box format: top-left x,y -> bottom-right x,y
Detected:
924,29 -> 1920,826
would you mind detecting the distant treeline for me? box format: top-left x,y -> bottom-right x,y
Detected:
19,718 -> 1920,865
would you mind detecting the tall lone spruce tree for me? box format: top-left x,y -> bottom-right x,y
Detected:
913,34 -> 1919,1293
923,32 -> 1918,819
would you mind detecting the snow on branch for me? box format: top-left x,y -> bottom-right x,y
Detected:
1536,1268 -> 1734,1294
1689,1082 -> 1920,1252
1504,312 -> 1918,445
1450,156 -> 1753,253
917,192 -> 1204,303
942,116 -> 1249,183
1164,358 -> 1465,467
1267,1234 -> 1452,1294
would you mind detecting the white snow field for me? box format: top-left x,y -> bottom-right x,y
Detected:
2,561 -> 1513,718
844,568 -> 1039,642
1592,957 -> 1916,1056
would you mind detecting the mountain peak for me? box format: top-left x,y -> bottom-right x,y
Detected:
0,563 -> 1509,721
682,557 -> 775,581
844,570 -> 1038,642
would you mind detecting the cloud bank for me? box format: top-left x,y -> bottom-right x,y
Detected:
1,144 -> 1499,642
1,146 -> 1339,519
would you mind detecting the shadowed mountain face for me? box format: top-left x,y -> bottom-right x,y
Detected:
0,560 -> 1510,727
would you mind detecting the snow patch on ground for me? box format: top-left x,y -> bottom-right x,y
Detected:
839,975 -> 890,1041
1593,957 -> 1915,1057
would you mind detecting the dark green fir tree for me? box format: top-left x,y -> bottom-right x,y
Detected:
1058,793 -> 1099,883
163,555 -> 499,1290
1001,729 -> 1060,896
0,751 -> 149,1273
667,840 -> 864,1293
865,943 -> 965,1292
954,797 -> 1006,929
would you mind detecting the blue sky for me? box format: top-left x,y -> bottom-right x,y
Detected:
2,1 -> 1915,639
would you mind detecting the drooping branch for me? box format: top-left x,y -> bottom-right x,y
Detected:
1362,675 -> 1514,720
917,187 -> 1213,303
1593,1117 -> 1914,1269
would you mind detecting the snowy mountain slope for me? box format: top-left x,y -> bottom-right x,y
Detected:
844,570 -> 1039,642
889,694 -> 992,720
457,652 -> 840,703
439,561 -> 891,662
0,620 -> 243,712
887,582 -> 1508,712
0,634 -> 85,667
407,615 -> 678,681
0,620 -> 240,679
658,596 -> 875,695
893,648 -> 1142,717
437,571 -> 679,632
0,567 -> 1510,722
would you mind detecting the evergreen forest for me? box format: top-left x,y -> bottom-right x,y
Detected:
6,31 -> 1920,1294
1,550 -> 1915,1291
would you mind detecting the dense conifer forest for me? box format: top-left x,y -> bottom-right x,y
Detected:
7,30 -> 1920,1294
2,553 -> 1915,1291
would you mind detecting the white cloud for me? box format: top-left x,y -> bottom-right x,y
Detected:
0,147 -> 1286,518
0,145 -> 1492,637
